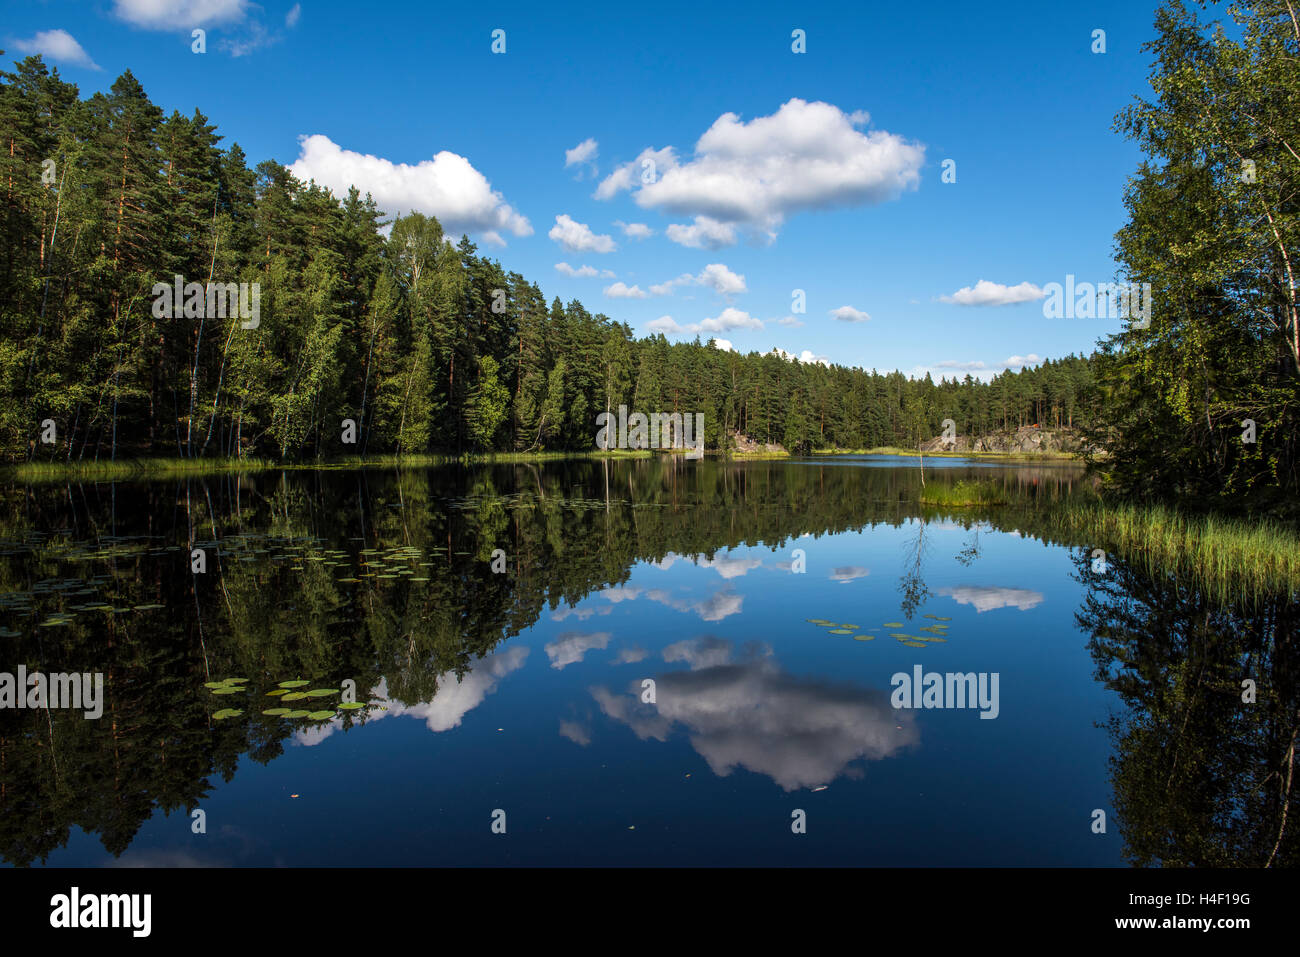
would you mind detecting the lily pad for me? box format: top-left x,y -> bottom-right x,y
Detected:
203,681 -> 228,689
899,640 -> 928,648
889,633 -> 912,639
221,677 -> 248,684
851,634 -> 875,641
338,702 -> 366,710
304,688 -> 338,697
212,708 -> 243,720
883,622 -> 903,628
265,688 -> 290,697
306,710 -> 336,720
278,679 -> 310,688
284,710 -> 312,718
210,687 -> 242,695
828,628 -> 853,635
840,623 -> 859,629
282,691 -> 308,701
262,708 -> 291,716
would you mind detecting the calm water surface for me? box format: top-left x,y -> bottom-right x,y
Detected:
1,457 -> 1293,866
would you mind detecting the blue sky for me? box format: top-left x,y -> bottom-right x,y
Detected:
6,0 -> 1188,380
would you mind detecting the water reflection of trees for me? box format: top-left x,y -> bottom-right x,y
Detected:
0,458 -> 1293,865
1073,549 -> 1299,866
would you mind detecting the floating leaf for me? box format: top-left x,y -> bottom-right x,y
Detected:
278,680 -> 310,688
851,634 -> 875,641
265,688 -> 289,697
338,702 -> 366,710
840,623 -> 859,629
923,614 -> 939,620
900,641 -> 928,648
221,677 -> 248,684
210,687 -> 241,695
282,691 -> 308,701
305,688 -> 338,697
284,710 -> 312,718
934,616 -> 952,621
889,633 -> 912,639
883,622 -> 903,628
212,708 -> 243,720
203,681 -> 228,689
262,708 -> 291,716
306,710 -> 336,720
828,628 -> 853,635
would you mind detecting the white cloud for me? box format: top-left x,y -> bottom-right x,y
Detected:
285,3 -> 301,27
771,347 -> 831,367
829,305 -> 870,323
613,220 -> 654,240
699,307 -> 762,333
288,134 -> 531,243
564,137 -> 599,168
604,282 -> 647,299
592,641 -> 919,790
11,30 -> 100,69
711,338 -> 735,352
1002,354 -> 1042,368
597,99 -> 924,244
556,262 -> 597,278
665,216 -> 737,249
696,263 -> 747,296
936,359 -> 989,371
112,0 -> 250,29
545,631 -> 613,669
558,720 -> 591,746
938,585 -> 1044,612
829,566 -> 870,581
549,214 -> 616,253
650,263 -> 746,298
647,316 -> 682,334
594,146 -> 678,200
777,315 -> 804,327
940,279 -> 1045,306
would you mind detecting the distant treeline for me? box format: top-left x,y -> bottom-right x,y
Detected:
1,57 -> 1099,463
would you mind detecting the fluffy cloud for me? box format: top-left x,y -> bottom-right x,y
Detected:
592,639 -> 919,790
938,585 -> 1044,613
829,565 -> 870,581
829,305 -> 870,323
647,316 -> 682,334
1002,354 -> 1042,368
777,315 -> 804,327
613,220 -> 654,240
665,216 -> 738,249
650,263 -> 746,298
604,282 -> 647,299
711,338 -> 735,351
555,262 -> 614,278
771,347 -> 830,367
597,99 -> 924,245
940,280 -> 1046,306
699,307 -> 762,333
112,0 -> 249,28
285,3 -> 301,27
597,585 -> 744,622
558,720 -> 592,746
11,30 -> 100,69
549,214 -> 616,253
564,137 -> 599,168
288,134 -> 531,243
545,631 -> 613,669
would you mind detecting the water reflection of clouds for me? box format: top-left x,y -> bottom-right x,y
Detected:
648,551 -> 762,579
545,631 -> 612,669
597,584 -> 744,622
294,647 -> 530,746
591,637 -> 919,791
938,585 -> 1044,612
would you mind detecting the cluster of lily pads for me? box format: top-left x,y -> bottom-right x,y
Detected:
205,676 -> 371,721
807,613 -> 953,648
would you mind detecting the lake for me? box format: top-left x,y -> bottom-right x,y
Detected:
1,456 -> 1293,866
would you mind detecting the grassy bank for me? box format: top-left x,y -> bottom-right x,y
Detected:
2,449 -> 656,482
1049,500 -> 1300,602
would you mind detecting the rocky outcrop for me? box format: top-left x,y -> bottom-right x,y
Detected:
730,431 -> 787,454
920,426 -> 1097,455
